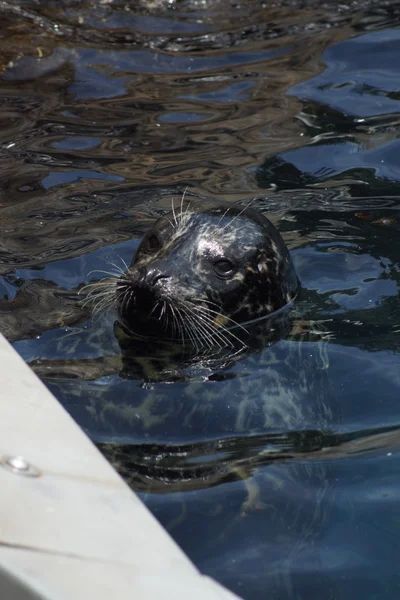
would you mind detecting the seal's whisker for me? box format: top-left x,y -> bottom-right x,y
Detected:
193,300 -> 250,336
179,303 -> 205,350
184,309 -> 216,350
180,189 -> 192,227
109,288 -> 125,307
174,306 -> 182,343
116,286 -> 128,302
84,282 -> 118,294
106,261 -> 126,276
193,313 -> 233,349
94,289 -> 118,309
121,286 -> 133,312
176,305 -> 194,349
80,287 -> 116,310
217,205 -> 234,226
88,268 -> 122,278
92,297 -> 114,319
168,303 -> 179,343
172,304 -> 185,347
171,197 -> 178,228
163,216 -> 175,229
161,301 -> 167,321
185,303 -> 247,349
80,281 -> 118,302
193,312 -> 226,349
80,290 -> 107,304
180,301 -> 232,349
81,295 -> 112,312
186,300 -> 249,337
79,278 -> 119,297
184,317 -> 200,350
97,298 -> 115,316
148,301 -> 160,319
229,223 -> 253,236
120,256 -> 129,271
113,285 -> 129,314
83,289 -> 116,304
84,281 -> 118,295
163,302 -> 170,333
179,306 -> 203,351
221,197 -> 256,232
175,305 -> 191,348
180,186 -> 189,221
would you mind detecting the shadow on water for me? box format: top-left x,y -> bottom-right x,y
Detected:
2,1 -> 400,598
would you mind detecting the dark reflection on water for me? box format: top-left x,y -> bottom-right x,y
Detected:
2,1 -> 400,598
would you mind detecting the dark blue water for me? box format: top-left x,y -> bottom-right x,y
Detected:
1,1 -> 400,598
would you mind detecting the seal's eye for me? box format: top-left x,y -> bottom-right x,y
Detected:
145,233 -> 161,253
213,259 -> 236,278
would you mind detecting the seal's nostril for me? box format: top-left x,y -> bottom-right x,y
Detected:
146,267 -> 169,287
153,274 -> 168,286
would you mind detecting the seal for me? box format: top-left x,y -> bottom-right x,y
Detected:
115,202 -> 299,347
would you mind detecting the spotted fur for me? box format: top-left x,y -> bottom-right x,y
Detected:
116,203 -> 299,348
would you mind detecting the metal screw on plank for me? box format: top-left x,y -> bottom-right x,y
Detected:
0,455 -> 40,477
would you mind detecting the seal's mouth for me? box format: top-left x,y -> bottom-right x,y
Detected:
116,280 -> 170,335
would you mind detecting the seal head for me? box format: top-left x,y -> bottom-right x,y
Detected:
116,204 -> 298,346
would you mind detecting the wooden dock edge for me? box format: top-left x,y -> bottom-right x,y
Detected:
0,333 -> 242,600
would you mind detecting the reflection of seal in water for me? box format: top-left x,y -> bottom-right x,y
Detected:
115,202 -> 299,346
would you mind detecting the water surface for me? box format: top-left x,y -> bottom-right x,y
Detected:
1,1 -> 400,598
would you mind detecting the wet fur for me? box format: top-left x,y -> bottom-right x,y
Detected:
112,201 -> 299,349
